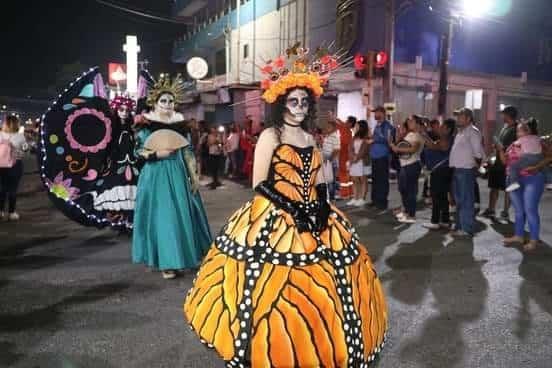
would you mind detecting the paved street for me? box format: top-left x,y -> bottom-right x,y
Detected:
1,174 -> 552,368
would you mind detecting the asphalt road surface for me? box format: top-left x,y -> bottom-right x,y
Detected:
1,175 -> 552,368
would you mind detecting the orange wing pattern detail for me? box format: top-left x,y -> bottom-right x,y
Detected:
184,144 -> 387,367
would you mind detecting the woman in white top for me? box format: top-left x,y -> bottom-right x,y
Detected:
348,120 -> 370,207
0,116 -> 28,220
389,115 -> 425,223
224,123 -> 240,178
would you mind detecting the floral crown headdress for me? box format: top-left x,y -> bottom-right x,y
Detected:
110,94 -> 136,112
146,74 -> 185,107
259,42 -> 348,104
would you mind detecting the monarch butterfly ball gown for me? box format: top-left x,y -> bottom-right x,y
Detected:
184,143 -> 388,367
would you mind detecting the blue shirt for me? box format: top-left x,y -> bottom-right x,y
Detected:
370,120 -> 395,159
424,147 -> 450,170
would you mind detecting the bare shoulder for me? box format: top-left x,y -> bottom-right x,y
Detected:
255,127 -> 280,152
258,127 -> 280,144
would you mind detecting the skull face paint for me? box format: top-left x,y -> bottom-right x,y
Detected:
155,93 -> 175,117
117,105 -> 129,120
283,88 -> 309,125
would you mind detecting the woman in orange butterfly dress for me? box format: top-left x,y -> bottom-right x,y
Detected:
184,52 -> 387,368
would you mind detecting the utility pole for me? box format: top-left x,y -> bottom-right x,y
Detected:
236,0 -> 241,83
438,16 -> 454,117
383,0 -> 395,103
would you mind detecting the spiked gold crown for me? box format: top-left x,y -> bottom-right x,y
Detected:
146,74 -> 186,107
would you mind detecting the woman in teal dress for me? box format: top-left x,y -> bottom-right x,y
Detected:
132,75 -> 212,279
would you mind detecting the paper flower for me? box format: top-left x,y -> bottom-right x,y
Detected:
46,172 -> 80,201
274,56 -> 286,68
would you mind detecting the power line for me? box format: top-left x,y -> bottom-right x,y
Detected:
94,0 -> 190,25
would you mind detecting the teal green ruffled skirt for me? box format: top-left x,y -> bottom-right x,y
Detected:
132,151 -> 212,270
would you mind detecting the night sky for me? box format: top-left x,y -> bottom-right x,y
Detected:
0,0 -> 184,98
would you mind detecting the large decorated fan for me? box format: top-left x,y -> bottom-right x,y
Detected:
144,129 -> 189,152
38,67 -> 141,230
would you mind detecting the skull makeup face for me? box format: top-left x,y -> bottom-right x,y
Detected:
283,88 -> 309,125
117,105 -> 129,120
155,93 -> 175,117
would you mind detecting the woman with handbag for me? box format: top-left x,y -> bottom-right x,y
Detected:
0,115 -> 28,220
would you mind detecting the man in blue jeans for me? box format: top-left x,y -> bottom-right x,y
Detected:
370,106 -> 395,212
449,108 -> 485,236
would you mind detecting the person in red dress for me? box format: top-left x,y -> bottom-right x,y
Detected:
335,114 -> 355,199
240,117 -> 256,184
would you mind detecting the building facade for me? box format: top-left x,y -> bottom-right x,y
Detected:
172,0 -> 332,128
172,0 -> 552,139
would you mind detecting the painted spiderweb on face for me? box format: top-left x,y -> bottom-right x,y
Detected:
39,67 -> 137,231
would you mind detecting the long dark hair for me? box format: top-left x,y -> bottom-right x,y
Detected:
268,87 -> 317,133
3,115 -> 20,133
355,120 -> 369,139
443,118 -> 456,138
526,117 -> 539,135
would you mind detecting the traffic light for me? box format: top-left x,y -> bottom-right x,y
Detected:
354,53 -> 368,79
354,51 -> 388,79
375,51 -> 388,69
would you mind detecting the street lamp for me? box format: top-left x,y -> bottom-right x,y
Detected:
434,0 -> 509,116
462,0 -> 494,18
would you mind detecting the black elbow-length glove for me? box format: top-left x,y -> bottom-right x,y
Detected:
255,181 -> 313,233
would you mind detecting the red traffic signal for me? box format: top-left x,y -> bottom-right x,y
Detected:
354,51 -> 388,79
375,51 -> 388,69
354,53 -> 367,71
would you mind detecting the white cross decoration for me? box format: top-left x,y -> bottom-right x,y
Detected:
123,35 -> 140,96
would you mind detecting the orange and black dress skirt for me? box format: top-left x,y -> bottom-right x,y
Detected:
184,144 -> 387,367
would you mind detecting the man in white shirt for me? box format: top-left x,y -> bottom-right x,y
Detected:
449,108 -> 485,236
322,120 -> 341,200
225,123 -> 240,177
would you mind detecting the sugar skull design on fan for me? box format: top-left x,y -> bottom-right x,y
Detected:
39,67 -> 144,230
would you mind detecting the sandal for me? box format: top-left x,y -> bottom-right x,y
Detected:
522,241 -> 538,252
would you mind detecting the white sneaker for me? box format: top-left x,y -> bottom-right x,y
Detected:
162,270 -> 177,279
8,212 -> 19,221
423,222 -> 440,230
399,216 -> 416,224
506,183 -> 521,192
450,230 -> 471,237
346,199 -> 357,206
546,183 -> 552,191
354,199 -> 366,207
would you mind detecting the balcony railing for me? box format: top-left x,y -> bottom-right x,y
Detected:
172,0 -> 278,63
